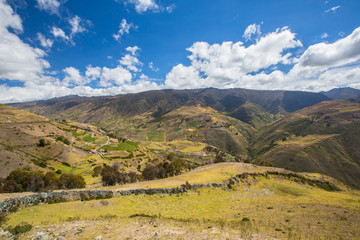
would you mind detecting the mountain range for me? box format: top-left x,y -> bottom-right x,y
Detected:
5,87 -> 360,189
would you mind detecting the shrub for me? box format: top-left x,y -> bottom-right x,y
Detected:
214,154 -> 225,163
168,158 -> 188,176
44,172 -> 62,190
6,169 -> 45,192
263,162 -> 274,167
60,173 -> 86,189
8,223 -> 32,235
37,139 -> 46,147
101,165 -> 120,186
56,135 -> 70,145
55,169 -> 62,174
142,164 -> 160,180
0,179 -> 20,193
93,166 -> 102,174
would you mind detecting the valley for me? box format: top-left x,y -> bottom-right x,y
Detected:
1,87 -> 360,239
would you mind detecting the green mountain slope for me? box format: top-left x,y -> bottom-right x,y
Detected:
251,99 -> 360,188
10,88 -> 329,129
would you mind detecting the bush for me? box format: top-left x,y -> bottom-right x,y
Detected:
263,162 -> 274,167
141,164 -> 160,180
101,165 -> 120,186
44,172 -> 62,190
37,139 -> 46,147
93,166 -> 102,174
55,169 -> 62,174
8,223 -> 32,235
214,154 -> 225,163
6,169 -> 45,192
0,179 -> 20,193
56,135 -> 70,145
60,173 -> 86,189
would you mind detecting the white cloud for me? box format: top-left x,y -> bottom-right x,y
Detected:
51,26 -> 68,40
325,5 -> 340,13
165,64 -> 204,89
289,26 -> 360,80
185,27 -> 301,87
35,0 -> 60,15
119,54 -> 142,72
37,32 -> 53,48
99,66 -> 133,87
321,33 -> 328,39
126,46 -> 140,55
149,62 -> 159,72
0,0 -> 50,82
166,4 -> 176,13
63,67 -> 88,86
123,0 -> 159,13
243,23 -> 262,41
69,15 -> 86,36
85,66 -> 101,80
113,19 -> 136,41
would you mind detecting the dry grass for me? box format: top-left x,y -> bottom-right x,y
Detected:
140,140 -> 206,153
3,175 -> 360,239
276,134 -> 339,147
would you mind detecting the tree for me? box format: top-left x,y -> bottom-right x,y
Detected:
37,139 -> 46,147
141,164 -> 160,180
44,172 -> 62,190
101,165 -> 120,186
60,173 -> 86,189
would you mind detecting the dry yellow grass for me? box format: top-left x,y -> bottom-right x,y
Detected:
3,175 -> 360,239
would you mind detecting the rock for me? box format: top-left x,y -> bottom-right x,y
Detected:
33,231 -> 49,240
95,235 -> 103,240
151,232 -> 160,239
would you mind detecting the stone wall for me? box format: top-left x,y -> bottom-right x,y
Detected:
0,171 -> 341,213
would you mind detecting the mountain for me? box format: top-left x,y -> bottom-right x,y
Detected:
11,88 -> 330,129
322,87 -> 360,100
251,99 -> 360,188
0,104 -> 87,178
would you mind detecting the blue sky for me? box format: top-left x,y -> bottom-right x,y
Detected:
0,0 -> 360,103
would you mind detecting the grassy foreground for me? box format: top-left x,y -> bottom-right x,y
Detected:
2,168 -> 360,239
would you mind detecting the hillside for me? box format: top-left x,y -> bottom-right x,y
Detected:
1,163 -> 359,239
10,88 -> 329,129
251,99 -> 360,189
322,87 -> 360,100
0,104 -> 87,178
0,105 -> 164,183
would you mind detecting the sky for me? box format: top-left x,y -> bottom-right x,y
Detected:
0,0 -> 360,103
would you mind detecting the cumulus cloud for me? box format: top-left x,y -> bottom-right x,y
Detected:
37,32 -> 53,48
85,66 -> 101,81
0,0 -> 50,82
289,26 -> 360,79
243,23 -> 262,41
126,46 -> 140,55
165,64 -> 204,89
325,5 -> 340,13
177,26 -> 302,88
51,26 -> 68,40
122,0 -> 159,13
69,15 -> 86,36
113,19 -> 136,41
119,54 -> 142,72
35,0 -> 60,15
99,66 -> 132,87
